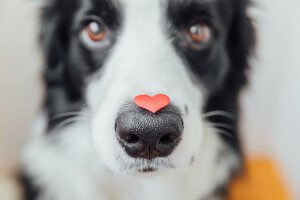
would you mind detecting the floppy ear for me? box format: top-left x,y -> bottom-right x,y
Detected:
204,0 -> 255,156
39,0 -> 85,129
40,0 -> 71,86
226,0 -> 255,91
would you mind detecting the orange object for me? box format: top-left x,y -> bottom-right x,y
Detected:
229,158 -> 292,200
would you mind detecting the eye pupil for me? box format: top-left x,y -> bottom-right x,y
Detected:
190,25 -> 202,35
85,21 -> 106,42
89,22 -> 102,34
188,23 -> 211,44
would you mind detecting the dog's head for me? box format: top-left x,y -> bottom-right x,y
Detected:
41,0 -> 254,174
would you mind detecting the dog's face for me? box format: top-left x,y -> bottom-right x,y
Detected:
42,0 -> 254,174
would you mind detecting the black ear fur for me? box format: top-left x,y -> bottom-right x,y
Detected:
40,0 -> 70,86
204,0 -> 255,157
39,0 -> 84,129
226,0 -> 255,90
41,0 -> 84,90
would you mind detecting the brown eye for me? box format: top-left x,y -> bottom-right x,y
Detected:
188,23 -> 211,44
85,21 -> 106,42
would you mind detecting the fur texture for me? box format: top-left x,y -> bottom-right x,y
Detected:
21,0 -> 255,199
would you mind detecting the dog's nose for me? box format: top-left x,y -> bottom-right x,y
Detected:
115,104 -> 183,159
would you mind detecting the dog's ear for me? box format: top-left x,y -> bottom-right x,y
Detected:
204,0 -> 255,156
39,0 -> 85,125
40,0 -> 72,86
226,0 -> 255,91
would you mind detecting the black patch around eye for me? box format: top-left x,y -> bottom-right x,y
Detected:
167,0 -> 256,171
77,16 -> 105,32
167,0 -> 229,91
86,0 -> 121,30
41,0 -> 121,132
72,0 -> 121,65
167,0 -> 219,30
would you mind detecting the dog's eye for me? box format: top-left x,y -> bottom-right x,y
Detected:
84,21 -> 106,42
80,20 -> 110,48
187,22 -> 211,44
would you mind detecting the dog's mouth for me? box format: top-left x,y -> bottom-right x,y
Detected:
116,156 -> 174,174
139,167 -> 156,173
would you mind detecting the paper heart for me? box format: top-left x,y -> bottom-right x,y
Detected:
134,94 -> 170,113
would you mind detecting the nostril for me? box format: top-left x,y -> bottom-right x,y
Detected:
126,134 -> 139,144
155,133 -> 181,157
159,134 -> 176,145
157,133 -> 181,150
117,131 -> 140,144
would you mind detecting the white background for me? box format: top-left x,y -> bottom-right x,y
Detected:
0,0 -> 299,198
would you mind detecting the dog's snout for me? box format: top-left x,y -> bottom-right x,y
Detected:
115,104 -> 183,159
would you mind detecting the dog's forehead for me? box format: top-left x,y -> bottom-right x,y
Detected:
116,0 -> 165,14
117,0 -> 214,4
115,0 -> 215,12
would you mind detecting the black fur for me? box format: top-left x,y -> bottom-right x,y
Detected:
168,0 -> 255,157
20,0 -> 255,199
41,0 -> 121,130
19,173 -> 40,200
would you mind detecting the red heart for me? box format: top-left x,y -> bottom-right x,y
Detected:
134,94 -> 170,113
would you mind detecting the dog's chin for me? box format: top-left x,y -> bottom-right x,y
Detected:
110,157 -> 175,175
128,166 -> 173,175
136,166 -> 171,174
139,168 -> 156,173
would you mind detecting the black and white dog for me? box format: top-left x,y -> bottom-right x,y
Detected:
20,0 -> 255,199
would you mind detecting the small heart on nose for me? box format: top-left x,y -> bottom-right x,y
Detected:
134,94 -> 170,113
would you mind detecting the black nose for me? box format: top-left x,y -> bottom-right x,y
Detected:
115,104 -> 183,159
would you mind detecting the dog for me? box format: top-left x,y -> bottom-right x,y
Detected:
20,0 -> 255,199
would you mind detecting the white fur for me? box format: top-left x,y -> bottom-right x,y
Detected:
23,114 -> 238,200
23,0 -> 238,199
88,0 -> 205,174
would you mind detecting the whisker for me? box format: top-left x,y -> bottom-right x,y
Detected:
207,124 -> 234,139
52,117 -> 89,133
213,127 -> 233,139
216,129 -> 233,138
202,110 -> 235,120
209,122 -> 235,131
51,112 -> 91,120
